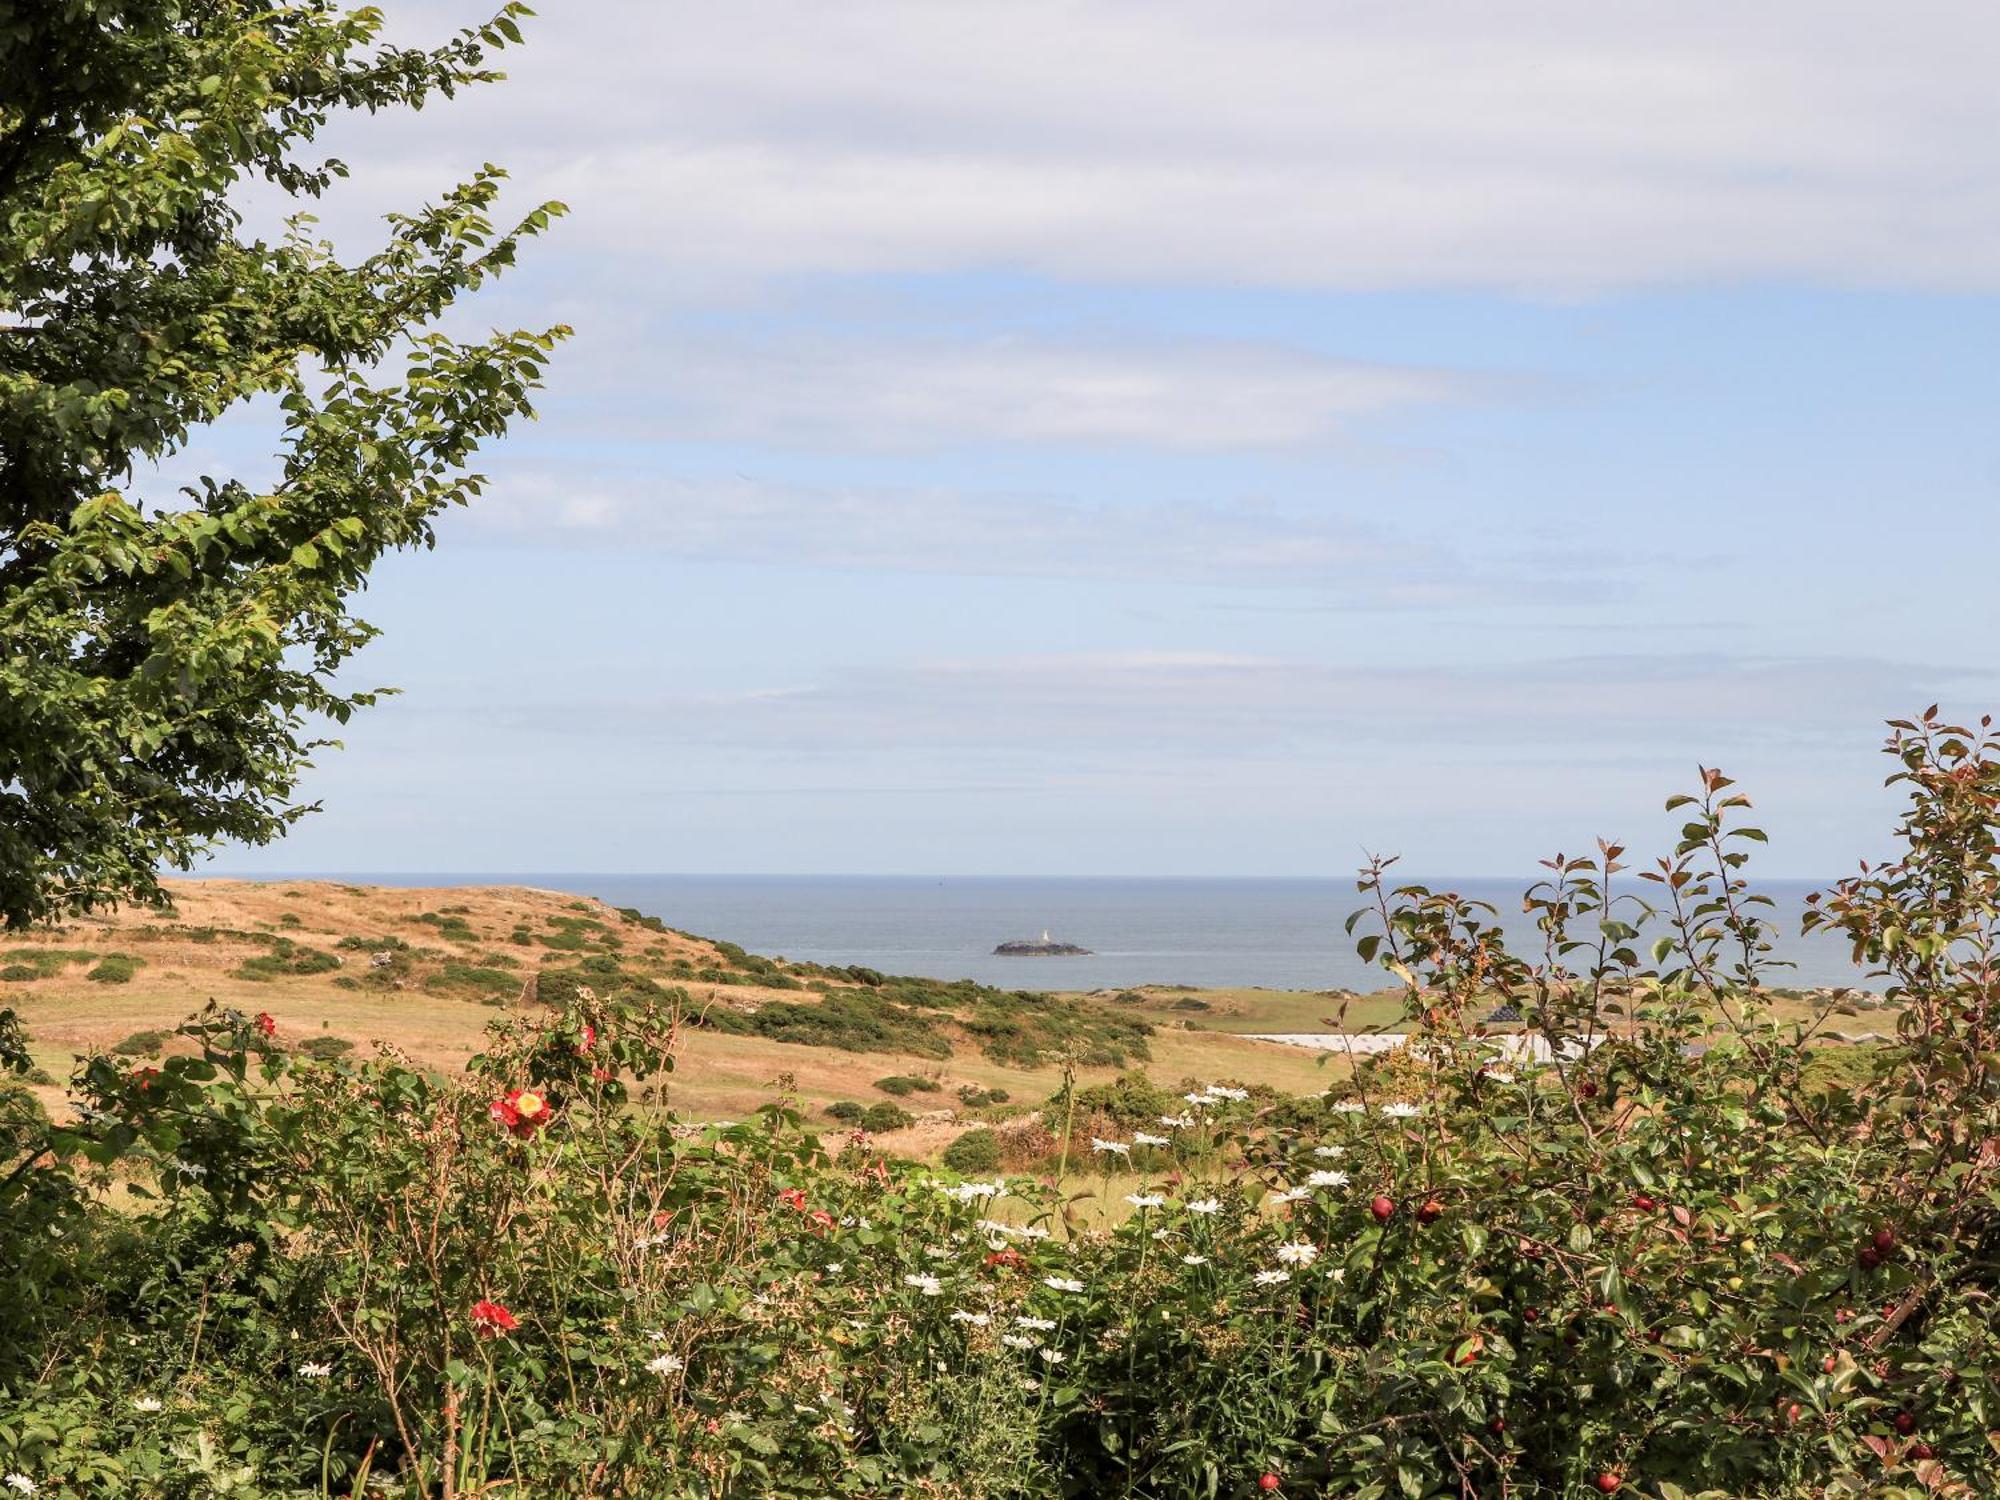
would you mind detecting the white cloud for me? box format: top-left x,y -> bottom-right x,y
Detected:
624,336 -> 1458,449
345,0 -> 2000,292
462,468 -> 1526,599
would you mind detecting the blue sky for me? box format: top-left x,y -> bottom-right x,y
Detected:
199,1 -> 2000,878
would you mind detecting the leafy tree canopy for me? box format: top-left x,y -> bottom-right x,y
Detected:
0,0 -> 567,926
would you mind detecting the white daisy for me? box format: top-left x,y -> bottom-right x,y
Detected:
1275,1241 -> 1319,1268
1252,1269 -> 1292,1286
1039,1347 -> 1066,1365
903,1273 -> 944,1296
1269,1186 -> 1312,1203
1485,1070 -> 1516,1084
298,1361 -> 333,1379
646,1353 -> 685,1374
1132,1131 -> 1170,1147
3,1478 -> 33,1496
1312,1145 -> 1346,1158
1043,1275 -> 1085,1293
1184,1093 -> 1216,1108
1182,1253 -> 1209,1265
1381,1102 -> 1422,1118
950,1309 -> 991,1326
1015,1315 -> 1057,1331
1002,1334 -> 1035,1349
1185,1197 -> 1224,1215
1125,1193 -> 1165,1209
131,1396 -> 163,1413
1159,1114 -> 1196,1128
1089,1138 -> 1131,1157
1306,1169 -> 1350,1188
1205,1085 -> 1250,1102
1331,1101 -> 1366,1114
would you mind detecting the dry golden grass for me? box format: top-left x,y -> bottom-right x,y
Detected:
4,880 -> 1352,1149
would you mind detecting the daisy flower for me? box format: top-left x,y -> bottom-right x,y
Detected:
1185,1197 -> 1224,1215
1132,1131 -> 1170,1147
1381,1102 -> 1422,1119
298,1362 -> 333,1379
1275,1241 -> 1319,1268
1039,1347 -> 1066,1365
1125,1193 -> 1165,1209
903,1274 -> 944,1296
1182,1254 -> 1209,1266
1002,1334 -> 1035,1349
646,1353 -> 685,1375
1331,1101 -> 1366,1114
950,1310 -> 991,1326
1252,1269 -> 1292,1287
3,1477 -> 34,1496
1312,1145 -> 1346,1158
131,1396 -> 163,1413
1015,1315 -> 1056,1332
1090,1138 -> 1131,1157
1043,1275 -> 1085,1293
1306,1169 -> 1350,1188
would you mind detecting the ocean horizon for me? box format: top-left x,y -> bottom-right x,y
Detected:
187,873 -> 1873,994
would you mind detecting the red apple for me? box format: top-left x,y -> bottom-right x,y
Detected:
1488,1416 -> 1506,1435
1522,1306 -> 1540,1324
1370,1195 -> 1395,1222
1631,1193 -> 1658,1212
1595,1472 -> 1622,1494
1858,1246 -> 1882,1270
1893,1410 -> 1916,1436
1258,1474 -> 1281,1492
1417,1198 -> 1443,1225
1873,1227 -> 1896,1253
1910,1442 -> 1935,1460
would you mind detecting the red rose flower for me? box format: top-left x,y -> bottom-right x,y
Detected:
254,1012 -> 277,1037
490,1088 -> 551,1138
776,1187 -> 808,1212
471,1299 -> 518,1335
577,1023 -> 596,1051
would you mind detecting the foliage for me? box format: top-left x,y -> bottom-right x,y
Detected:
941,1127 -> 1002,1175
0,716 -> 1997,1496
0,0 -> 568,928
859,1101 -> 915,1133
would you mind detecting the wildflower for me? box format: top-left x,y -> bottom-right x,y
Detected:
950,1309 -> 991,1326
1185,1197 -> 1224,1215
646,1353 -> 685,1375
824,1262 -> 845,1275
1205,1085 -> 1250,1102
1275,1241 -> 1319,1268
1183,1093 -> 1215,1107
1253,1269 -> 1292,1287
1484,1070 -> 1516,1084
253,1011 -> 277,1037
1380,1102 -> 1422,1119
1014,1223 -> 1052,1241
1159,1114 -> 1196,1128
4,1477 -> 33,1496
1125,1193 -> 1165,1209
489,1088 -> 551,1138
903,1274 -> 944,1296
1182,1253 -> 1209,1265
944,1179 -> 1003,1202
1043,1275 -> 1085,1293
1331,1101 -> 1365,1114
985,1247 -> 1026,1271
1002,1333 -> 1035,1349
298,1362 -> 333,1379
1269,1186 -> 1311,1203
1150,1227 -> 1170,1240
1015,1315 -> 1057,1331
578,1022 -> 597,1050
131,1396 -> 163,1412
1312,1145 -> 1346,1158
1306,1169 -> 1351,1188
1089,1138 -> 1131,1157
470,1300 -> 518,1336
1039,1347 -> 1066,1365
1132,1131 -> 1170,1147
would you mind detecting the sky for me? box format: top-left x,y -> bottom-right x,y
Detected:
196,0 -> 2000,879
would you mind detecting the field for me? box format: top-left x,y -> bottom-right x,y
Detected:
2,879 -> 1357,1159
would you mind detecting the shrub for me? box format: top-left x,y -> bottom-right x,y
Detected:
940,1127 -> 1002,1174
109,1029 -> 167,1057
228,940 -> 340,981
293,1035 -> 355,1061
873,1074 -> 939,1097
858,1101 -> 913,1133
823,1100 -> 865,1123
85,953 -> 142,984
0,965 -> 34,982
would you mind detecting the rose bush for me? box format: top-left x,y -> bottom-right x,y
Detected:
0,713 -> 1995,1496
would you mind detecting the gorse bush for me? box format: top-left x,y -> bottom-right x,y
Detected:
1,714 -> 1998,1496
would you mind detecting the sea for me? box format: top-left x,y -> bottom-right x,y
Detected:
219,874 -> 1876,995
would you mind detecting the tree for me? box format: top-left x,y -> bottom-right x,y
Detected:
0,0 -> 568,927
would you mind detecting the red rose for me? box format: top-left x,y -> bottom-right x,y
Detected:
1258,1475 -> 1281,1492
577,1023 -> 596,1051
777,1187 -> 808,1212
471,1299 -> 518,1335
254,1012 -> 277,1037
490,1088 -> 551,1138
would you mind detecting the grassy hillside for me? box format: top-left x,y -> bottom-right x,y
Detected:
2,879 -> 1352,1161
